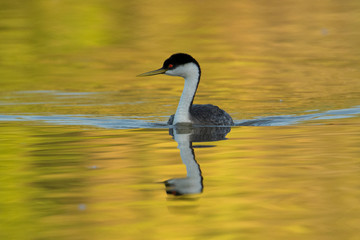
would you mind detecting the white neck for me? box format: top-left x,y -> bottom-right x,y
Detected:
173,79 -> 198,124
167,63 -> 200,125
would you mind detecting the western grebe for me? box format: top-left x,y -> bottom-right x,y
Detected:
138,53 -> 234,126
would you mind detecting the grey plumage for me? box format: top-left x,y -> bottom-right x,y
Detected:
168,104 -> 234,126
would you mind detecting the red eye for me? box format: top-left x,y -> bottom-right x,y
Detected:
168,64 -> 173,68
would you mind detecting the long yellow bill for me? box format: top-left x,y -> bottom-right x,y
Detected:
137,68 -> 166,77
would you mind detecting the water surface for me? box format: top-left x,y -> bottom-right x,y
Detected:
1,0 -> 360,240
1,122 -> 360,240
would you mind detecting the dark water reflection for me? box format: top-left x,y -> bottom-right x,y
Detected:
165,126 -> 231,196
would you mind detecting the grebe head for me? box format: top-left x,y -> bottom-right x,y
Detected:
137,53 -> 201,79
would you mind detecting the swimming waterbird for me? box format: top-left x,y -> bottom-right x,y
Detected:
138,53 -> 233,126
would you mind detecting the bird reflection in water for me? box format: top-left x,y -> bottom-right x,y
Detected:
164,126 -> 231,196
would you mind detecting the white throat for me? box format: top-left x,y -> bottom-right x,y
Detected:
166,63 -> 200,125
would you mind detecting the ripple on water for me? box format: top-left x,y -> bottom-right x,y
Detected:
0,105 -> 359,129
0,91 -> 359,128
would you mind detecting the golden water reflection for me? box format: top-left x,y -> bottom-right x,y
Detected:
1,122 -> 359,239
1,0 -> 360,239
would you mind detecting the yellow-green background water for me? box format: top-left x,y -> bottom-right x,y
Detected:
1,0 -> 360,239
